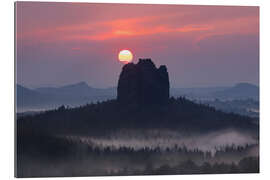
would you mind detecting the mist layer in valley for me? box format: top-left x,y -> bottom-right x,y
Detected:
62,128 -> 258,155
17,128 -> 259,177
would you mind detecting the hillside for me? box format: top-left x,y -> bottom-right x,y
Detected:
17,97 -> 258,137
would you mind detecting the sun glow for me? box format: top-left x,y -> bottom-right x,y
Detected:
118,50 -> 133,63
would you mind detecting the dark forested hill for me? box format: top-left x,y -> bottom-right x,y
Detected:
17,97 -> 258,137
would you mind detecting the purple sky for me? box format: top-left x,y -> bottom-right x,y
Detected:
16,2 -> 259,88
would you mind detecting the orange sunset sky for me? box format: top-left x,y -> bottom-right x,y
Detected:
16,2 -> 259,88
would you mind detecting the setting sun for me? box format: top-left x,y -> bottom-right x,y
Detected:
118,50 -> 133,63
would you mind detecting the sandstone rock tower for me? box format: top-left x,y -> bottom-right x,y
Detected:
117,58 -> 169,105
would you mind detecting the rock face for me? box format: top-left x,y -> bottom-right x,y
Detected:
117,58 -> 169,105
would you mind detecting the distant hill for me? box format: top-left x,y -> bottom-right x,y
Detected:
171,83 -> 259,101
171,86 -> 227,99
16,82 -> 116,112
35,81 -> 115,98
16,84 -> 46,109
16,82 -> 259,112
213,83 -> 259,100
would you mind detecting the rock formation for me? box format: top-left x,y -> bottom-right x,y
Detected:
117,58 -> 169,105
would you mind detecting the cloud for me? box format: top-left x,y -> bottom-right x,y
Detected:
17,5 -> 258,47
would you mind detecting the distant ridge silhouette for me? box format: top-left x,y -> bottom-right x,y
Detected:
16,81 -> 259,111
213,82 -> 259,100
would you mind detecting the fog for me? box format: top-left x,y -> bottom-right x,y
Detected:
63,128 -> 258,155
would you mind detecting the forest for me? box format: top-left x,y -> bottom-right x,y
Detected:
16,97 -> 259,177
17,132 -> 259,177
17,97 -> 258,136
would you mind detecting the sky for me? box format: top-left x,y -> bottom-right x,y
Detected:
16,2 -> 259,88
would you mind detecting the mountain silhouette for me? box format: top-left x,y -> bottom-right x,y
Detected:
213,83 -> 259,100
16,83 -> 116,111
16,84 -> 43,109
171,83 -> 259,100
36,81 -> 102,96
